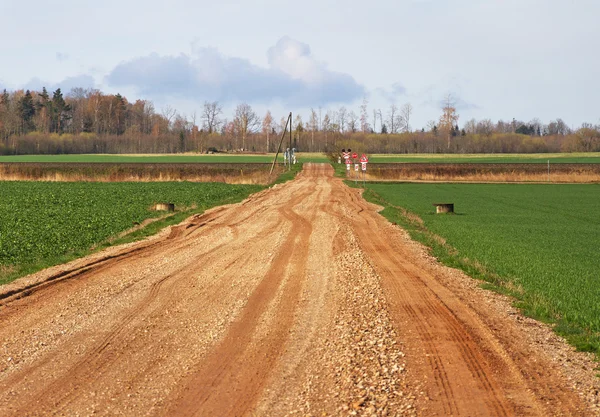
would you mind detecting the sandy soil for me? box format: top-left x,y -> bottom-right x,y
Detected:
0,163 -> 598,416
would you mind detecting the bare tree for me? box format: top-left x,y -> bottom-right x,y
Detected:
529,118 -> 543,136
439,94 -> 459,150
318,106 -> 322,131
347,111 -> 358,133
464,118 -> 477,135
360,97 -> 370,133
161,105 -> 176,132
190,111 -> 201,152
309,108 -> 318,151
233,103 -> 260,151
322,113 -> 331,149
262,110 -> 273,152
547,118 -> 570,136
202,101 -> 222,134
387,104 -> 400,134
337,106 -> 347,133
294,114 -> 303,147
476,119 -> 494,138
400,103 -> 413,132
372,109 -> 377,133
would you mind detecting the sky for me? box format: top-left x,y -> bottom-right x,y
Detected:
1,0 -> 599,130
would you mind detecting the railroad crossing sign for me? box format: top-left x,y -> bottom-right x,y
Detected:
360,154 -> 368,172
345,158 -> 351,170
342,151 -> 350,161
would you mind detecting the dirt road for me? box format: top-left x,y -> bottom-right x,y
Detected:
1,163 -> 598,416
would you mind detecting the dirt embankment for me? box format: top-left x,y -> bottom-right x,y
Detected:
0,162 -> 281,184
367,163 -> 600,183
0,163 -> 598,416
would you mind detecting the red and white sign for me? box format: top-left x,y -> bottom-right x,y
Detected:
354,163 -> 359,171
345,158 -> 351,165
360,154 -> 369,163
352,152 -> 358,159
361,162 -> 367,171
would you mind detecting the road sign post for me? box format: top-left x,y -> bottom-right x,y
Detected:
360,154 -> 368,187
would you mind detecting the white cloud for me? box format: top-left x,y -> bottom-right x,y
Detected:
106,37 -> 365,107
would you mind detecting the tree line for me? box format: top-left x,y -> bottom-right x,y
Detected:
1,88 -> 599,155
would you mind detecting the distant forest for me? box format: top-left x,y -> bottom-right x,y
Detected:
1,88 -> 599,155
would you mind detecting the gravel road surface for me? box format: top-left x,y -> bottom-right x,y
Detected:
1,163 -> 598,416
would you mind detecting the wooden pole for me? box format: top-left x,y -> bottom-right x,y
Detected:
269,112 -> 292,177
288,112 -> 292,171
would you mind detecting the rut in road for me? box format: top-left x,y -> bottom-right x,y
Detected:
0,163 -> 593,416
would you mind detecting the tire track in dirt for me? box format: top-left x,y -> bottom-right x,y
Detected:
165,182 -> 318,416
1,194 -> 297,415
338,180 -> 587,416
342,187 -> 524,415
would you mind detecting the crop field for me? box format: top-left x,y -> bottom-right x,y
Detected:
0,181 -> 263,284
362,182 -> 600,353
368,152 -> 600,164
0,153 -> 330,164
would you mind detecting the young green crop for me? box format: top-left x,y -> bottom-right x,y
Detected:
363,182 -> 600,354
0,181 -> 262,283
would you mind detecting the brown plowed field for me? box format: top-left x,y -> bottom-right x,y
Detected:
1,163 -> 598,416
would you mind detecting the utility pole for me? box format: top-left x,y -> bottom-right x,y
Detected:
269,112 -> 292,176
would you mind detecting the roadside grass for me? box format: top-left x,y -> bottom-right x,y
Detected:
0,153 -> 329,164
0,164 -> 302,286
357,182 -> 600,357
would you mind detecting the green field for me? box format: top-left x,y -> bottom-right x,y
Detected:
362,182 -> 600,354
0,181 -> 263,284
0,153 -> 329,164
368,153 -> 600,164
2,153 -> 599,164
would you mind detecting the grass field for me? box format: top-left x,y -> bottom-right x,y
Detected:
2,153 -> 599,164
361,182 -> 600,354
0,181 -> 263,284
0,153 -> 330,164
369,153 -> 600,164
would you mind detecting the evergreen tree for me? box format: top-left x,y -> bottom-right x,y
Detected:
51,88 -> 71,133
381,124 -> 388,134
1,89 -> 9,107
36,87 -> 50,133
114,93 -> 127,134
39,87 -> 49,103
19,90 -> 36,132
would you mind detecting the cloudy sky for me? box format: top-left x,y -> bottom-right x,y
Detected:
1,0 -> 598,130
